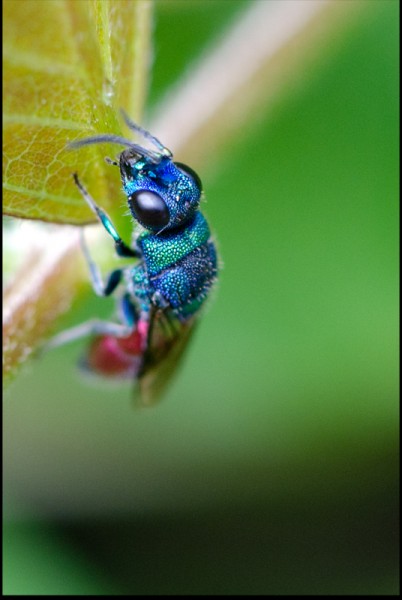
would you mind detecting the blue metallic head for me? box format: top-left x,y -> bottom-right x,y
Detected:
69,111 -> 203,234
119,149 -> 202,233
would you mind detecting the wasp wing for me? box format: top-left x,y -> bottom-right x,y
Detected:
134,305 -> 197,407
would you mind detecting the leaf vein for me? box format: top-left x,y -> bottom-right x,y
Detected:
3,115 -> 91,131
3,183 -> 83,206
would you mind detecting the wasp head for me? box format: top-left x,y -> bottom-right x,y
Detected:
120,149 -> 202,233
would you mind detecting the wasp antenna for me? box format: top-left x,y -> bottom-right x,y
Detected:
68,135 -> 161,163
120,109 -> 172,158
68,135 -> 135,150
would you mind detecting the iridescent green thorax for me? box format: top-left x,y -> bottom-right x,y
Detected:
137,212 -> 210,276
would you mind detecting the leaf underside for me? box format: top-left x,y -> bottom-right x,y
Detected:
3,0 -> 151,228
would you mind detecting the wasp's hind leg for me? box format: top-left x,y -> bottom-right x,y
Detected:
43,319 -> 133,353
43,291 -> 139,354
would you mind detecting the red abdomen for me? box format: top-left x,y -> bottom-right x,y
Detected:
84,321 -> 148,379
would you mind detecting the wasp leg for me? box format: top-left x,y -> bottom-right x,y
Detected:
80,229 -> 125,297
43,291 -> 140,354
119,293 -> 139,328
44,319 -> 133,352
73,173 -> 139,258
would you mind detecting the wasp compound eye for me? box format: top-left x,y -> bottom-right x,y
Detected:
128,190 -> 170,228
175,162 -> 203,192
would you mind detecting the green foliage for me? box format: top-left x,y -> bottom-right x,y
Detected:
3,0 -> 150,230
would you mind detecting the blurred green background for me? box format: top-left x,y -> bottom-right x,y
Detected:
3,0 -> 399,595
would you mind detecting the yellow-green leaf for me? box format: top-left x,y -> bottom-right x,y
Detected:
3,0 -> 152,233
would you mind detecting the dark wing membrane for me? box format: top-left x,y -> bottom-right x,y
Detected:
134,305 -> 197,407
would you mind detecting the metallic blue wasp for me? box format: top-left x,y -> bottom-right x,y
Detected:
50,112 -> 218,405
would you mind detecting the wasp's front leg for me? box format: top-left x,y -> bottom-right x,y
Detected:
73,173 -> 139,259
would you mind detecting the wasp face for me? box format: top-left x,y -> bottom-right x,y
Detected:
119,151 -> 202,233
